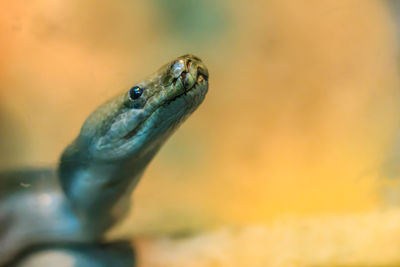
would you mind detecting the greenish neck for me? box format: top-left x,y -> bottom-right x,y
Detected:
58,137 -> 160,222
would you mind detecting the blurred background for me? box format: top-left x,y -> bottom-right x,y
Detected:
2,0 -> 400,266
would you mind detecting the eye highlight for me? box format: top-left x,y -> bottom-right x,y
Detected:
129,86 -> 143,100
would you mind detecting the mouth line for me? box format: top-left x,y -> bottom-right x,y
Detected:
122,76 -> 207,140
165,75 -> 198,105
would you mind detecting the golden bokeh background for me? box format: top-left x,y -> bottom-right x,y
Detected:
2,0 -> 400,266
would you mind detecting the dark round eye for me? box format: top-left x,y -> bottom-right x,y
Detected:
129,86 -> 143,100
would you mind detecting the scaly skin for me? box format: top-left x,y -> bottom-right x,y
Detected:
0,54 -> 209,265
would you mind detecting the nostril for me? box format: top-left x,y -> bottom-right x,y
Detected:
186,60 -> 192,70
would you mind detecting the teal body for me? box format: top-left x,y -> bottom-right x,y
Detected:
0,55 -> 209,266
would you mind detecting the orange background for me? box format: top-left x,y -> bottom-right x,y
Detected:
1,0 -> 400,239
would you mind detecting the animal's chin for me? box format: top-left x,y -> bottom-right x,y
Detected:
122,79 -> 208,141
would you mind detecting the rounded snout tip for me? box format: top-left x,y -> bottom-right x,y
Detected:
179,54 -> 209,80
169,54 -> 209,90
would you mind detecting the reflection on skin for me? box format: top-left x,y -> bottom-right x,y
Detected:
38,194 -> 52,207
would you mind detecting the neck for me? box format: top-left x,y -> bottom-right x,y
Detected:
58,137 -> 158,222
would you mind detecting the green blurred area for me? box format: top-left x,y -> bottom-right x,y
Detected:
151,0 -> 228,43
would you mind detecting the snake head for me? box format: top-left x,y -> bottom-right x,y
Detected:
79,54 -> 209,161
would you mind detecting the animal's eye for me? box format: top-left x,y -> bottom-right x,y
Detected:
129,86 -> 143,100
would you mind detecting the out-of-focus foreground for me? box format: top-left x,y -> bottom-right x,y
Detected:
1,0 -> 400,266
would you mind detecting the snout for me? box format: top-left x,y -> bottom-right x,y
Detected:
174,55 -> 209,90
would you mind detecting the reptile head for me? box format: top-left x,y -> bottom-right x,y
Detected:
80,54 -> 209,160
